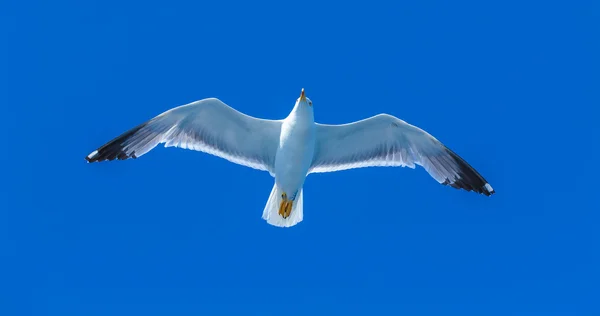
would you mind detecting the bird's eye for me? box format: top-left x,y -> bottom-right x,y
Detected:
309,101 -> 313,106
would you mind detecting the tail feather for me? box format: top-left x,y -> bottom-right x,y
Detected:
262,184 -> 303,227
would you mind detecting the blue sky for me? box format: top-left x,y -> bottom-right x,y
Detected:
2,0 -> 599,314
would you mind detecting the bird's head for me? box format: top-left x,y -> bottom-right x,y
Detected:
295,88 -> 313,109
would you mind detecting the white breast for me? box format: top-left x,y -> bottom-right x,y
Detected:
274,109 -> 316,196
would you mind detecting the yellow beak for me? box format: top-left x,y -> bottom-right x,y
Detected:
300,88 -> 306,101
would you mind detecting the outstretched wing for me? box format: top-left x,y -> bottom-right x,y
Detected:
310,114 -> 494,196
86,98 -> 282,175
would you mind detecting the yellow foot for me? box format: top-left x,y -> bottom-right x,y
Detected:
278,193 -> 294,219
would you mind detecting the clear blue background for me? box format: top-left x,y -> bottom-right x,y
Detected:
2,0 -> 599,314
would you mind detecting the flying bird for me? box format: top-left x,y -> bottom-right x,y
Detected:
86,89 -> 495,227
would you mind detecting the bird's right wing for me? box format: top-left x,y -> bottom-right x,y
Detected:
86,98 -> 282,175
310,114 -> 494,195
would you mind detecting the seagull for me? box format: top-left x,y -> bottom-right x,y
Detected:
86,89 -> 494,227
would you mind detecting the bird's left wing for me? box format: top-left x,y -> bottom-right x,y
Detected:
86,98 -> 282,175
310,114 -> 494,195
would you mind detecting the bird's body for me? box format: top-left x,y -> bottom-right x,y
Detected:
275,98 -> 315,202
86,89 -> 495,227
266,92 -> 316,225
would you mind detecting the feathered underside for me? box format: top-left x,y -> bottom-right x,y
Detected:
85,98 -> 282,175
310,114 -> 494,196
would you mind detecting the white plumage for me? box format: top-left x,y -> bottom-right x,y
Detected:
86,98 -> 281,174
86,89 -> 494,228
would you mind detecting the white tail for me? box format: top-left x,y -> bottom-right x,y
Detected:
262,184 -> 304,227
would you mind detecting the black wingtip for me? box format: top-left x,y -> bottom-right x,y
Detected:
85,122 -> 147,163
442,147 -> 495,196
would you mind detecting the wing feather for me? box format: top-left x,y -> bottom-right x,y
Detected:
310,114 -> 494,196
86,98 -> 282,175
